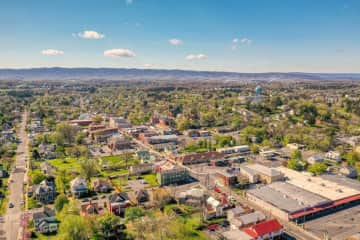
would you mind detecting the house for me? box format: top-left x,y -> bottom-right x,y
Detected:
230,211 -> 266,229
227,206 -> 246,220
90,128 -> 119,143
129,163 -> 153,176
185,129 -> 200,138
204,196 -> 224,220
108,193 -> 131,216
130,189 -> 149,204
40,162 -> 55,176
174,151 -> 225,165
70,177 -> 88,198
157,166 -> 189,186
286,143 -> 305,151
215,168 -> 239,186
325,151 -> 342,163
33,179 -> 56,203
108,135 -> 132,151
33,207 -> 58,234
307,154 -> 324,164
91,178 -> 113,193
136,150 -> 152,163
70,119 -> 93,127
80,201 -> 99,217
339,166 -> 358,178
176,185 -> 207,206
38,144 -> 57,160
217,145 -> 250,155
242,219 -> 283,240
144,134 -> 178,145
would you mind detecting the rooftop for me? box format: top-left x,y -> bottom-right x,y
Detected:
242,164 -> 282,177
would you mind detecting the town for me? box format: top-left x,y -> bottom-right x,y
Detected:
0,78 -> 359,240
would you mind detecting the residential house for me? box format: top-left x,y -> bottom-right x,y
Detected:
241,219 -> 283,240
229,211 -> 266,229
70,177 -> 88,198
204,196 -> 224,220
227,206 -> 246,220
40,162 -> 55,176
33,179 -> 56,204
307,154 -> 325,164
177,185 -> 207,206
38,144 -> 57,160
80,201 -> 99,217
325,151 -> 342,163
108,193 -> 131,216
129,189 -> 149,204
90,128 -> 119,143
91,178 -> 113,193
286,143 -> 306,151
339,166 -> 358,178
33,207 -> 58,234
136,150 -> 152,163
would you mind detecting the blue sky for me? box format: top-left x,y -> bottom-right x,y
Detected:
0,0 -> 359,72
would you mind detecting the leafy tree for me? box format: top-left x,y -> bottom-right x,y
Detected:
308,162 -> 327,175
31,171 -> 46,184
57,215 -> 89,240
80,158 -> 100,182
346,151 -> 360,166
54,194 -> 69,212
95,213 -> 121,239
56,122 -> 78,146
300,104 -> 318,125
125,207 -> 145,222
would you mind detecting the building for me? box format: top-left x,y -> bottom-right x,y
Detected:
215,168 -> 240,186
107,135 -> 132,151
242,219 -> 283,240
157,166 -> 189,186
33,207 -> 58,234
227,206 -> 246,220
286,143 -> 305,151
70,119 -> 93,127
91,178 -> 113,193
80,202 -> 99,217
240,164 -> 283,184
339,166 -> 358,178
38,144 -> 57,160
33,179 -> 56,204
70,177 -> 88,198
307,154 -> 324,164
40,162 -> 55,176
90,128 -> 119,143
176,185 -> 207,206
108,193 -> 131,216
325,151 -> 342,163
109,117 -> 132,129
230,211 -> 266,229
204,196 -> 224,219
174,151 -> 225,165
217,145 -> 250,155
222,229 -> 253,240
247,167 -> 360,223
129,163 -> 153,175
144,134 -> 178,145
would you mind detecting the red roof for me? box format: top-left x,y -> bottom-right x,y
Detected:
242,219 -> 283,238
290,194 -> 360,219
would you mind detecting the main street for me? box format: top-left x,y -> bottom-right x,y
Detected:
4,112 -> 29,240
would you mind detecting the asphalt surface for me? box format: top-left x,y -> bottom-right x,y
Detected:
4,112 -> 28,240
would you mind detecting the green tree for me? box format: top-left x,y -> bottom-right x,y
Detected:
308,162 -> 327,175
54,194 -> 69,212
95,213 -> 121,240
125,207 -> 145,222
80,158 -> 100,182
57,215 -> 89,240
56,122 -> 78,146
31,171 -> 46,184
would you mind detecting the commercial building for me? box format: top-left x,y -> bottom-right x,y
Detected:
156,165 -> 189,186
240,164 -> 283,184
217,145 -> 250,155
246,167 -> 360,223
174,151 -> 225,165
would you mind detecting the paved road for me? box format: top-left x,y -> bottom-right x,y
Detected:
4,112 -> 28,240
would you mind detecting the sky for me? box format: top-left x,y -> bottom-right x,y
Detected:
0,0 -> 359,73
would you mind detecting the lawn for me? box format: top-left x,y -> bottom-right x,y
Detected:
48,157 -> 81,172
143,173 -> 158,187
101,154 -> 140,167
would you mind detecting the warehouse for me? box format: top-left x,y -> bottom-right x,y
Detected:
247,167 -> 360,223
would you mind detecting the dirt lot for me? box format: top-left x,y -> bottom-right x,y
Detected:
305,205 -> 360,240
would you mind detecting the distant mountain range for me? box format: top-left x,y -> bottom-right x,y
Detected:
0,67 -> 359,82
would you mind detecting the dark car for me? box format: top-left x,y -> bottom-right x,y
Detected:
81,198 -> 89,202
91,196 -> 98,200
220,220 -> 230,227
8,203 -> 14,208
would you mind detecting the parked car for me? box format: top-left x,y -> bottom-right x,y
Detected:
207,224 -> 218,231
8,203 -> 14,208
172,207 -> 184,215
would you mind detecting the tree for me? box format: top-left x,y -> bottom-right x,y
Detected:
290,150 -> 302,161
54,194 -> 69,212
55,169 -> 67,194
125,207 -> 145,222
92,115 -> 103,124
346,151 -> 360,166
80,158 -> 100,182
308,162 -> 327,175
95,213 -> 121,240
31,171 -> 46,184
56,122 -> 78,146
57,215 -> 89,240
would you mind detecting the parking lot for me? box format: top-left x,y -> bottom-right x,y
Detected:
305,205 -> 360,240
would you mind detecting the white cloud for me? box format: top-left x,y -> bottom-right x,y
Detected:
143,63 -> 153,68
126,0 -> 133,5
78,30 -> 105,39
231,37 -> 252,50
41,49 -> 64,56
104,48 -> 136,58
185,53 -> 208,61
169,38 -> 183,46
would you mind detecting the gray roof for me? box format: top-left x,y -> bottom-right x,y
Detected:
247,182 -> 331,213
33,207 -> 56,220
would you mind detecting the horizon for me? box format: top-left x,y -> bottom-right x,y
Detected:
1,0 -> 360,72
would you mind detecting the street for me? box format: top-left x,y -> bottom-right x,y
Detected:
3,112 -> 29,240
